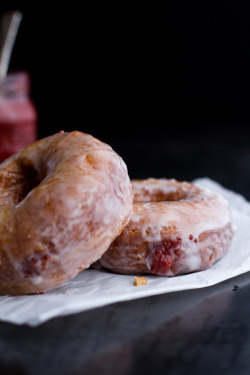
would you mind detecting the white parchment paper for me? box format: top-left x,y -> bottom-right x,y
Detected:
0,177 -> 250,327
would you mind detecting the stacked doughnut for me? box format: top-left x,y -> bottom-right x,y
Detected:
0,131 -> 234,295
0,131 -> 133,295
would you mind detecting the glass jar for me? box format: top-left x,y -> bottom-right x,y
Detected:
0,71 -> 37,163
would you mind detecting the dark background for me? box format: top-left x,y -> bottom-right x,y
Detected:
1,2 -> 250,196
2,4 -> 250,375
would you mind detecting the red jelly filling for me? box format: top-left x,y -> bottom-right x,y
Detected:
149,237 -> 181,276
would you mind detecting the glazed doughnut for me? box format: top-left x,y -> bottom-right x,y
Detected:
0,131 -> 133,295
97,178 -> 234,276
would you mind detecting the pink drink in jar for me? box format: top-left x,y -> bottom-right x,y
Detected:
0,71 -> 37,163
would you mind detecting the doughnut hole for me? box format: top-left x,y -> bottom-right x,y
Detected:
132,180 -> 199,203
133,189 -> 186,203
0,157 -> 43,206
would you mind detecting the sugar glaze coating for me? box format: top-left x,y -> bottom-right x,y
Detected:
97,178 -> 234,276
0,131 -> 133,295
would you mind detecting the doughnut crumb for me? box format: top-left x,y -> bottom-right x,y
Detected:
134,276 -> 147,286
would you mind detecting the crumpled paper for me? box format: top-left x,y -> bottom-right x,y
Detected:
0,177 -> 250,327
